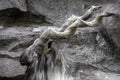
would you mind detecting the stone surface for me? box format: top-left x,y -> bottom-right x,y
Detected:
0,27 -> 39,51
27,0 -> 120,25
0,0 -> 26,11
0,0 -> 120,80
0,26 -> 120,80
0,58 -> 26,77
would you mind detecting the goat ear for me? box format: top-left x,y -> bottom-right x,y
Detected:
46,39 -> 53,49
45,39 -> 53,49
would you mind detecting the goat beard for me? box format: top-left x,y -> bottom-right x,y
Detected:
25,52 -> 73,80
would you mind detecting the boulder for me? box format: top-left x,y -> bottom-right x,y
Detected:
0,0 -> 120,79
0,0 -> 26,11
0,27 -> 40,51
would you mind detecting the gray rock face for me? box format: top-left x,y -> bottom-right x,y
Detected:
0,0 -> 26,11
0,27 -> 35,78
0,27 -> 39,51
0,0 -> 120,80
0,57 -> 26,77
27,0 -> 120,25
0,26 -> 120,80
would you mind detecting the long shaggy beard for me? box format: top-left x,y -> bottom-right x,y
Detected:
25,52 -> 73,80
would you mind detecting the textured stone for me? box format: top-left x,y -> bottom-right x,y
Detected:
0,27 -> 39,51
0,58 -> 26,77
0,0 -> 26,11
0,0 -> 120,79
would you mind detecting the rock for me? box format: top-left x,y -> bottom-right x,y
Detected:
0,51 -> 20,58
0,0 -> 120,79
0,57 -> 26,77
27,0 -> 120,25
9,0 -> 27,11
0,0 -> 14,10
0,0 -> 26,11
70,63 -> 120,80
0,75 -> 25,80
0,27 -> 39,51
27,0 -> 84,26
0,8 -> 46,26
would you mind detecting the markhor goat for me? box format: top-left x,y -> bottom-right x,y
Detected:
19,5 -> 114,80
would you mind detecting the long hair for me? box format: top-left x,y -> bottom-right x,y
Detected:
19,40 -> 72,80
